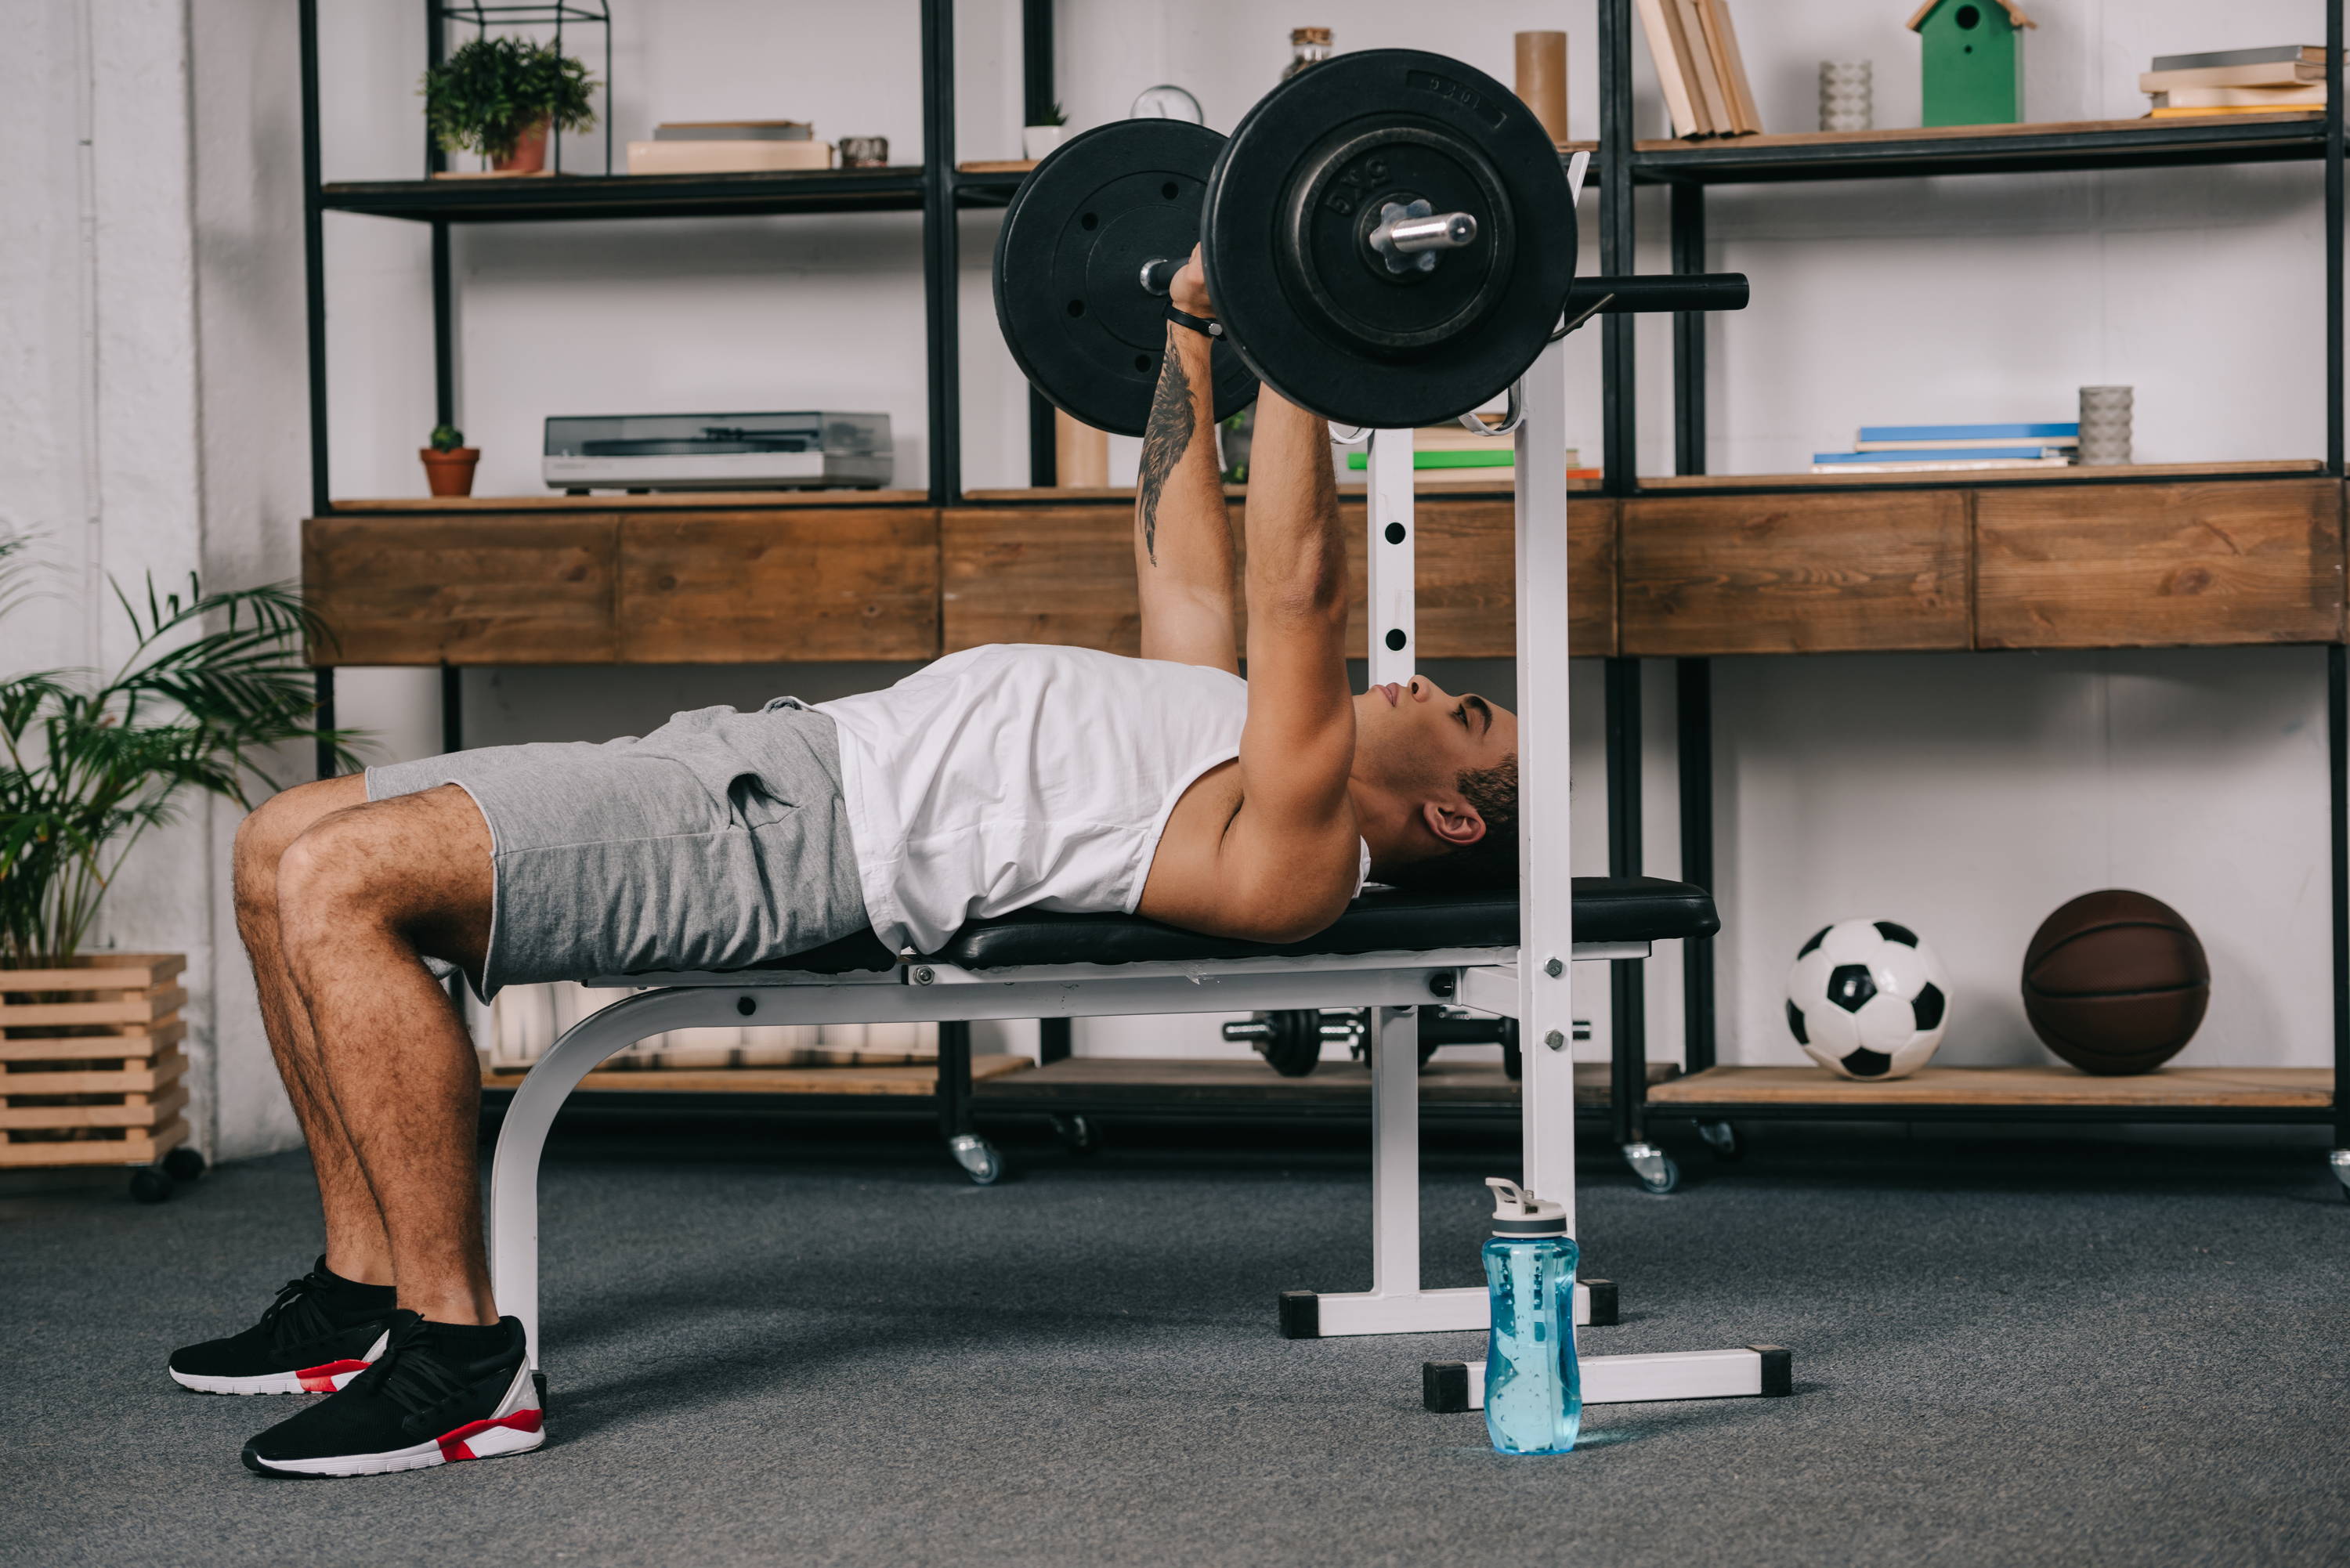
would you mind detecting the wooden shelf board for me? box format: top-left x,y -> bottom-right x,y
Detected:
320,167 -> 929,223
957,479 -> 1595,504
1634,112 -> 2324,157
971,1055 -> 1672,1107
480,1053 -> 1030,1099
1648,1064 -> 2332,1109
330,490 -> 930,513
1637,461 -> 2326,493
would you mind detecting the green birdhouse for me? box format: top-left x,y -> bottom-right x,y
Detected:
1908,0 -> 2036,126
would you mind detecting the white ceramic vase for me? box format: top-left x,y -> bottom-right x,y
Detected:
1022,124 -> 1065,160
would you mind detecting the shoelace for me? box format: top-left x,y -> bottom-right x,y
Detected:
258,1272 -> 343,1356
349,1316 -> 476,1418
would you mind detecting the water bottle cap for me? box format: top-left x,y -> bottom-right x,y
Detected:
1485,1176 -> 1569,1236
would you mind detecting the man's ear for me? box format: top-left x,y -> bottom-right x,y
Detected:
1422,797 -> 1486,847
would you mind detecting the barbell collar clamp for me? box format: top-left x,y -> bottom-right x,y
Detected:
1366,199 -> 1479,276
1381,211 -> 1477,254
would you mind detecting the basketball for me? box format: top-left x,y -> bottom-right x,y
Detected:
2021,891 -> 2209,1075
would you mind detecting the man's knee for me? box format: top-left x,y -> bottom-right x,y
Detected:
234,777 -> 367,916
275,787 -> 494,963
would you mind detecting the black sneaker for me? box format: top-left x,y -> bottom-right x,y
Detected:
170,1259 -> 396,1396
241,1311 -> 543,1478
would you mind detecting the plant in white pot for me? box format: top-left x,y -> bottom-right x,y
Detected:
1022,102 -> 1068,161
421,34 -> 598,175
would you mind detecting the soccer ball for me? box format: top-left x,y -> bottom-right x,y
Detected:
1784,919 -> 1951,1080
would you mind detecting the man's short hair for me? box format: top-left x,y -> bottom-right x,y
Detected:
1384,753 -> 1518,894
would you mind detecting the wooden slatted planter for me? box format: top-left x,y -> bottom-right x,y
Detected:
2,955 -> 192,1171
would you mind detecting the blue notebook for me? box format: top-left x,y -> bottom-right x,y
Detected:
1813,446 -> 2055,463
1856,423 -> 2078,443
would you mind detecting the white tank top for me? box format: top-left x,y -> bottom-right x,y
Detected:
820,644 -> 1341,955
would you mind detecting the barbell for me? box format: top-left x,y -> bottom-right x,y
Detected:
994,48 -> 1752,436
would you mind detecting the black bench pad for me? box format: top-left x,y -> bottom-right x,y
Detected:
739,877 -> 1716,975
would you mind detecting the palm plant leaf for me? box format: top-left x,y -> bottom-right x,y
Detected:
1,544 -> 369,960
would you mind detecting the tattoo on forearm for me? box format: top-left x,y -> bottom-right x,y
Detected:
1136,347 -> 1194,565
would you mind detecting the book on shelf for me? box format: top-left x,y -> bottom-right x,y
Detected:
2140,60 -> 2325,91
1697,0 -> 1764,133
1814,446 -> 2066,464
1633,0 -> 1707,137
2152,45 -> 2326,73
1344,441 -> 1587,483
2149,103 -> 2324,118
1633,0 -> 1759,138
1856,437 -> 2076,453
652,121 -> 813,141
1673,0 -> 1737,133
1809,456 -> 2073,475
626,139 -> 835,175
1856,422 -> 2077,445
2149,84 -> 2326,108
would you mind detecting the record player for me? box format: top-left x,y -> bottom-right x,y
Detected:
543,411 -> 893,492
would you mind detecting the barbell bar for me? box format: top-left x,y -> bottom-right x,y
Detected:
995,49 -> 1751,436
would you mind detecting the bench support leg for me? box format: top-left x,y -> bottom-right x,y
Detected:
1279,1005 -> 1610,1336
489,988 -> 741,1370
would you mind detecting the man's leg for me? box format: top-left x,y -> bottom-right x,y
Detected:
232,777 -> 389,1284
274,785 -> 497,1327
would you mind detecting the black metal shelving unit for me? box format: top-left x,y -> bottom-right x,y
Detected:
298,1 -> 2349,1168
1592,0 -> 2348,1171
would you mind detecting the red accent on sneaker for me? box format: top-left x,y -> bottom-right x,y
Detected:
295,1359 -> 372,1393
436,1408 -> 544,1463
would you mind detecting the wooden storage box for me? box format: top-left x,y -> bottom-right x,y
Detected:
1,954 -> 190,1169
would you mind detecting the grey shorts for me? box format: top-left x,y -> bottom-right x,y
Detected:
367,699 -> 870,999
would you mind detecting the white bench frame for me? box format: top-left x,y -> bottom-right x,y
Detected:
488,255 -> 1784,1413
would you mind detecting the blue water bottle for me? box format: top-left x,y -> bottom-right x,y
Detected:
1481,1176 -> 1582,1454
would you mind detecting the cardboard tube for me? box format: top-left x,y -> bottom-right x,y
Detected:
1515,31 -> 1569,143
1054,408 -> 1111,487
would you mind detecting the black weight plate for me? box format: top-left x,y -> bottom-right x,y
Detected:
1205,50 -> 1575,428
994,120 -> 1259,438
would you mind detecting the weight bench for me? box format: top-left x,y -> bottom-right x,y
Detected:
486,875 -> 1784,1411
490,120 -> 1790,1415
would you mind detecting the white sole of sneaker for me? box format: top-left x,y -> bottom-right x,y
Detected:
243,1362 -> 544,1479
173,1331 -> 391,1396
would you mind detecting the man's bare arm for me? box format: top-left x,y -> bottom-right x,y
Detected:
1142,387 -> 1359,941
1133,247 -> 1238,672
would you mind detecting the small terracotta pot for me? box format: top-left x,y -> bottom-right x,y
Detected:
421,446 -> 481,497
493,118 -> 551,174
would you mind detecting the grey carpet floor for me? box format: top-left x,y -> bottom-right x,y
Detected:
2,1120 -> 2345,1568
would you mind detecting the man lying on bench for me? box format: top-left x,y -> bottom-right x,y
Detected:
178,249 -> 1520,1479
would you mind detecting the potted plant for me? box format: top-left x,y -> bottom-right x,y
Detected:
421,35 -> 598,175
0,537 -> 357,1196
1022,103 -> 1068,161
421,424 -> 480,497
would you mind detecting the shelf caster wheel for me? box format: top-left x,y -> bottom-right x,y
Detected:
128,1166 -> 175,1204
1050,1114 -> 1099,1155
949,1133 -> 1003,1186
1697,1121 -> 1741,1162
1622,1141 -> 1679,1195
2330,1148 -> 2350,1201
161,1146 -> 206,1183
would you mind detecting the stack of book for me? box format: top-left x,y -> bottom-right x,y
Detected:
1810,423 -> 2077,475
1343,421 -> 1600,485
1634,0 -> 1762,139
2142,45 -> 2327,118
627,121 -> 833,175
